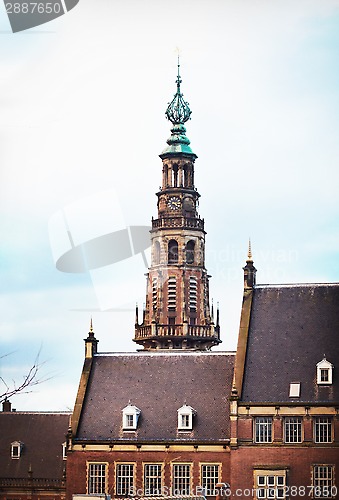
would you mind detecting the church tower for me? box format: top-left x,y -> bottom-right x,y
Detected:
134,62 -> 221,350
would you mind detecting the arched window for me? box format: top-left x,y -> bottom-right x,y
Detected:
154,241 -> 160,265
186,240 -> 195,264
172,164 -> 178,187
168,239 -> 178,264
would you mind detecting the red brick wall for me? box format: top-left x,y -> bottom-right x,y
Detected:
66,449 -> 231,500
231,447 -> 339,500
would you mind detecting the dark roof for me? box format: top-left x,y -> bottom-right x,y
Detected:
0,412 -> 70,479
76,351 -> 234,442
241,284 -> 339,404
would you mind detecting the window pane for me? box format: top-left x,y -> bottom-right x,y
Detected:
116,464 -> 134,496
144,464 -> 162,496
284,417 -> 302,443
201,465 -> 219,494
255,417 -> 272,443
314,418 -> 332,443
88,463 -> 106,494
173,464 -> 191,495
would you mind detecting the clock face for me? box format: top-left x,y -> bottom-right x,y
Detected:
167,196 -> 181,210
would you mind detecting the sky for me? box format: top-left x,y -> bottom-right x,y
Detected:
1,0 -> 339,411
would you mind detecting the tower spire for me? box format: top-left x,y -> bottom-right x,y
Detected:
133,63 -> 220,351
243,239 -> 257,289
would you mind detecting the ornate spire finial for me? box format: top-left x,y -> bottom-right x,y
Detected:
165,58 -> 192,125
89,317 -> 93,333
247,239 -> 253,262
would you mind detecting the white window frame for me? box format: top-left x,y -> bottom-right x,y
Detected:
314,417 -> 332,444
316,358 -> 333,385
313,465 -> 335,498
172,463 -> 191,495
255,417 -> 273,443
116,463 -> 135,496
11,441 -> 23,459
144,463 -> 163,496
177,404 -> 196,431
87,462 -> 107,494
284,417 -> 302,443
254,470 -> 287,499
122,404 -> 141,430
201,464 -> 220,495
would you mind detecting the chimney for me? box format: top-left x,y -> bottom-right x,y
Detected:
2,399 -> 12,412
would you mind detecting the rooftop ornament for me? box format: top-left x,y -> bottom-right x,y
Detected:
165,58 -> 192,125
161,59 -> 196,158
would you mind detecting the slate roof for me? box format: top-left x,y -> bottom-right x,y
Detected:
0,411 -> 70,480
76,351 -> 234,443
241,284 -> 339,404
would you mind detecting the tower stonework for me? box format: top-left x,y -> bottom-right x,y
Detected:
134,63 -> 221,350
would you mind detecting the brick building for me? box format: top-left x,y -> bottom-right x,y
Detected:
65,64 -> 339,500
0,400 -> 70,500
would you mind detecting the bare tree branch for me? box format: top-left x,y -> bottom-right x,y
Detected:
0,349 -> 52,404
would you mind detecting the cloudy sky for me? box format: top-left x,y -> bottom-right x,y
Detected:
1,0 -> 339,411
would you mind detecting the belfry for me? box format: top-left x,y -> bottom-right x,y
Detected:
134,61 -> 221,350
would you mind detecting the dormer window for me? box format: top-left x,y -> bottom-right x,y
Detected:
177,404 -> 196,431
11,441 -> 23,459
316,357 -> 333,385
122,403 -> 141,430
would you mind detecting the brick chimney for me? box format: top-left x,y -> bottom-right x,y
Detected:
2,399 -> 12,412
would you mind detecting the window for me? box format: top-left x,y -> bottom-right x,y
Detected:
316,358 -> 333,385
255,417 -> 273,443
177,404 -> 196,430
201,464 -> 220,495
289,383 -> 300,398
186,241 -> 195,264
62,442 -> 67,460
168,277 -> 176,311
144,464 -> 162,496
154,241 -> 161,265
11,441 -> 23,459
254,470 -> 286,499
152,277 -> 158,311
122,403 -> 141,430
284,417 -> 302,443
88,463 -> 107,494
173,464 -> 191,495
314,417 -> 332,443
313,465 -> 335,498
116,463 -> 134,496
189,277 -> 197,312
168,240 -> 178,264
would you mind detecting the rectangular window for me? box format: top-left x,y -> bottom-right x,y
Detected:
116,463 -> 134,496
201,464 -> 220,495
320,369 -> 329,383
255,417 -> 273,443
313,465 -> 335,498
173,464 -> 191,495
284,417 -> 302,443
189,277 -> 197,312
314,417 -> 332,443
144,464 -> 162,496
181,414 -> 190,428
254,471 -> 286,499
168,277 -> 177,311
88,463 -> 107,494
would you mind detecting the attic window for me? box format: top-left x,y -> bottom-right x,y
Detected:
289,383 -> 300,398
62,442 -> 67,460
11,441 -> 23,459
177,404 -> 196,431
122,403 -> 141,430
316,357 -> 333,385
